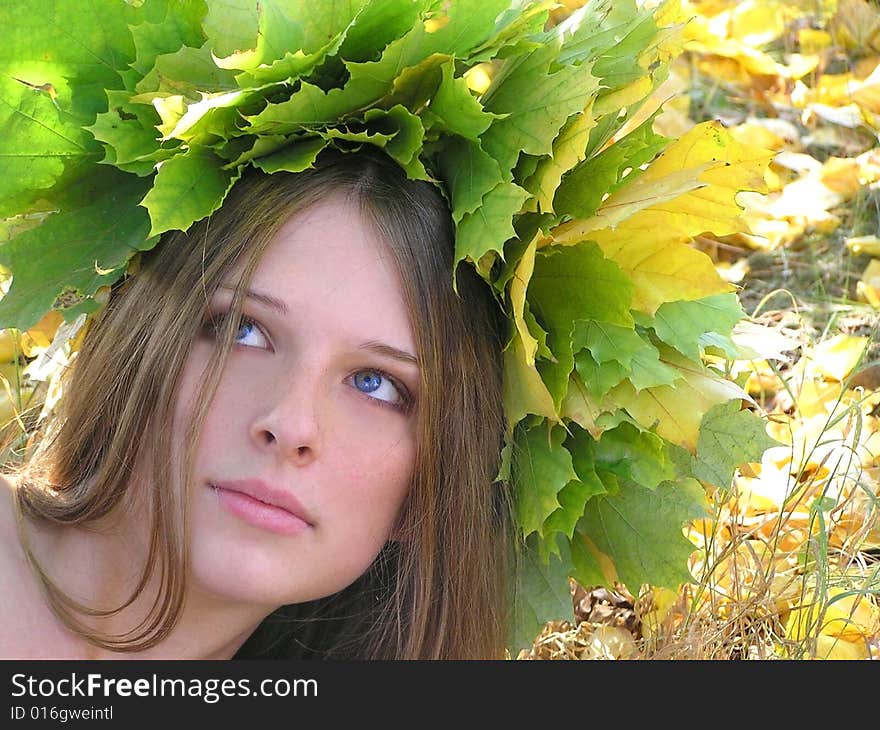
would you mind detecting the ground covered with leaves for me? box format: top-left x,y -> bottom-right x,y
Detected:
520,0 -> 880,661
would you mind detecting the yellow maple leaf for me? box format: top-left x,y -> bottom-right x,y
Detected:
798,28 -> 833,56
531,102 -> 597,214
609,361 -> 749,451
509,236 -> 540,366
725,0 -> 791,48
813,635 -> 873,659
802,333 -> 870,383
830,0 -> 880,54
846,235 -> 880,257
502,334 -> 558,431
549,121 -> 772,313
0,330 -> 19,363
560,371 -> 608,439
786,587 -> 880,644
19,309 -> 64,359
857,257 -> 880,307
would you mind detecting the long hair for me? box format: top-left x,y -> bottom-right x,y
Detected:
10,148 -> 512,659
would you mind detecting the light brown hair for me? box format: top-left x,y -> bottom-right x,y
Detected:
10,148 -> 512,659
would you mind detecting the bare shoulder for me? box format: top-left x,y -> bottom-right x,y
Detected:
0,473 -> 67,657
0,473 -> 32,652
0,471 -> 22,556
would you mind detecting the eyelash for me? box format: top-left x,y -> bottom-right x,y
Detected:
201,311 -> 414,414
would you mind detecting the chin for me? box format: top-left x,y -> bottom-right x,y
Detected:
186,532 -> 379,609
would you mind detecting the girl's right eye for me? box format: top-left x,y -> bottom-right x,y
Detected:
204,313 -> 270,350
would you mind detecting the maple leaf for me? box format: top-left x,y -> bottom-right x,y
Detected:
509,533 -> 576,656
610,354 -> 751,452
693,400 -> 779,491
140,148 -> 240,236
512,424 -> 578,538
549,120 -> 774,313
578,478 -> 710,596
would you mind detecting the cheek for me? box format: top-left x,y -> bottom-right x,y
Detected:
332,435 -> 416,531
172,346 -> 211,432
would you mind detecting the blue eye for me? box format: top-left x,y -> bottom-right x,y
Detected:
352,369 -> 409,410
204,313 -> 269,350
234,317 -> 267,348
354,371 -> 382,392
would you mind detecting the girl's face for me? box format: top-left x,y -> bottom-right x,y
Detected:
174,193 -> 418,608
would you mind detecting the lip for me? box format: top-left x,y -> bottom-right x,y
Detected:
210,478 -> 314,536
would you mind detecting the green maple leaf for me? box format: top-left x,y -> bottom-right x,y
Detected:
535,327 -> 575,408
0,0 -> 136,215
578,478 -> 709,595
543,426 -> 606,541
436,138 -> 504,224
88,91 -> 165,173
573,350 -> 628,399
508,533 -> 575,656
246,0 -> 511,131
213,0 -> 374,87
529,242 -> 634,331
428,61 -> 502,141
572,319 -> 681,393
0,169 -> 156,331
336,0 -> 425,63
141,148 -> 240,235
0,76 -> 96,216
454,181 -> 529,269
137,43 -> 239,97
363,106 -> 427,179
574,320 -> 646,367
202,0 -> 261,58
555,112 -> 667,219
554,0 -> 632,66
652,293 -> 746,362
252,137 -> 327,173
513,424 -> 578,538
593,422 -> 676,490
481,40 -> 598,179
526,243 -> 634,406
694,400 -> 778,491
128,0 -> 208,77
627,344 -> 681,391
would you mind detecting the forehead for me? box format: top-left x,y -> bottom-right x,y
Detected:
246,195 -> 416,350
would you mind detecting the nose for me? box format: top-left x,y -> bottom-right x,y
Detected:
249,368 -> 323,464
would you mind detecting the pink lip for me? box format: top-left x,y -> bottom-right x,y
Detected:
211,478 -> 313,536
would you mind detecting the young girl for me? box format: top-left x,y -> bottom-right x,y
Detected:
0,148 -> 512,660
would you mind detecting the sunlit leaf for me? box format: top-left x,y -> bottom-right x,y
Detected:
0,170 -> 156,331
610,357 -> 750,452
549,121 -> 772,313
141,148 -> 239,235
694,400 -> 778,490
652,293 -> 746,362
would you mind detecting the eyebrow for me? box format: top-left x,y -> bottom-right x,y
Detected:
219,285 -> 419,366
359,340 -> 419,366
219,284 -> 289,315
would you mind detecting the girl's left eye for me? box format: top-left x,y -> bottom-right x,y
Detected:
204,313 -> 270,350
349,369 -> 410,410
232,316 -> 269,349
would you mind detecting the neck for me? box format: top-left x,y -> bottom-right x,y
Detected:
19,508 -> 273,660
